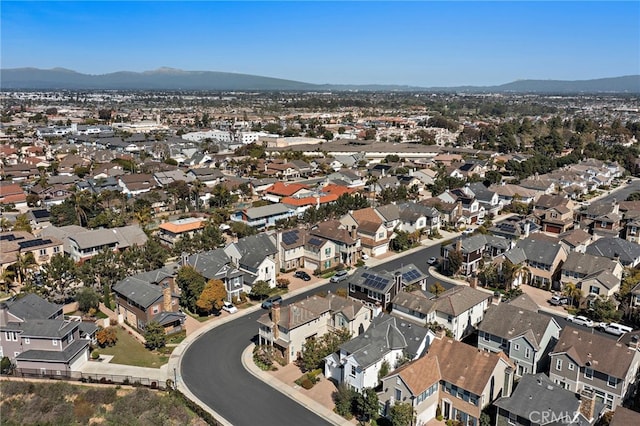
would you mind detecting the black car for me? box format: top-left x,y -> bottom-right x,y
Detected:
294,270 -> 311,281
261,295 -> 283,309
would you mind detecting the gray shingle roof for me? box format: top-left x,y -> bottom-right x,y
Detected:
513,236 -> 564,266
16,340 -> 89,363
232,233 -> 277,269
14,319 -> 78,338
586,237 -> 640,266
5,293 -> 62,320
243,203 -> 292,220
479,304 -> 557,350
340,314 -> 428,368
562,252 -> 619,276
113,277 -> 163,308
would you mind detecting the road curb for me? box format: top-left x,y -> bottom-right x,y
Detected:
241,344 -> 351,426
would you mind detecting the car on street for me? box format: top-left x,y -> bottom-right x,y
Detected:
294,270 -> 311,281
427,257 -> 437,265
222,301 -> 238,314
261,295 -> 283,309
549,295 -> 568,306
567,315 -> 594,327
603,322 -> 633,336
330,270 -> 349,283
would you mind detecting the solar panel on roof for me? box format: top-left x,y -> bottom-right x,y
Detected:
402,269 -> 421,282
18,239 -> 52,249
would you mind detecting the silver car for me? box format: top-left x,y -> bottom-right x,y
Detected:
330,270 -> 349,283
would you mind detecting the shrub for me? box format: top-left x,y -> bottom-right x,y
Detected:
239,292 -> 248,302
96,327 -> 118,347
83,387 -> 116,405
276,278 -> 290,289
300,378 -> 314,389
91,351 -> 100,360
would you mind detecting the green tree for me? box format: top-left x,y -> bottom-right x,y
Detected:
356,387 -> 379,422
12,214 -> 32,233
429,282 -> 446,296
390,402 -> 415,426
143,321 -> 166,350
1,356 -> 13,374
447,250 -> 463,276
230,221 -> 257,239
196,279 -> 227,314
76,287 -> 100,314
333,383 -> 356,419
249,280 -> 271,300
176,266 -> 206,313
563,282 -> 582,307
378,359 -> 391,382
590,296 -> 622,323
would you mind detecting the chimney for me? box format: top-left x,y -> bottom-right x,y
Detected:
455,238 -> 462,252
503,367 -> 514,397
524,221 -> 531,238
272,304 -> 281,340
492,291 -> 502,305
628,335 -> 639,350
469,274 -> 478,289
394,271 -> 402,293
163,285 -> 172,312
350,225 -> 357,239
0,302 -> 9,327
579,389 -> 596,422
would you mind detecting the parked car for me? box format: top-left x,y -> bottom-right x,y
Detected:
294,270 -> 311,281
428,257 -> 437,265
567,315 -> 594,327
361,253 -> 369,260
222,302 -> 238,314
549,295 -> 568,306
330,270 -> 349,283
603,322 -> 633,336
261,295 -> 283,309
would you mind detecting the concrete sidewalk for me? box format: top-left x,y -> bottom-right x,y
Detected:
78,355 -> 169,384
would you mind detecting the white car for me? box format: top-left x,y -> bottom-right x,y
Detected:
567,315 -> 593,327
428,257 -> 437,265
361,253 -> 369,260
222,302 -> 238,314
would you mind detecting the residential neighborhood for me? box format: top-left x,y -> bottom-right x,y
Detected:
1,86 -> 640,426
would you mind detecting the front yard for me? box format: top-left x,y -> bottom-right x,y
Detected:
96,326 -> 169,368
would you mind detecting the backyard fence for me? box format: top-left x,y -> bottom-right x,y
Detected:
10,368 -> 167,390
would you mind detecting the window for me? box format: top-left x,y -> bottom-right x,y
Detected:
585,367 -> 593,379
513,343 -> 520,351
350,366 -> 356,377
556,359 -> 562,370
589,286 -> 600,295
152,306 -> 159,314
395,388 -> 402,401
482,332 -> 490,342
53,246 -> 60,253
39,249 -> 47,256
524,347 -> 530,359
325,248 -> 331,256
601,221 -> 607,228
5,332 -> 17,341
568,363 -> 575,371
608,376 -> 617,388
508,412 -> 517,425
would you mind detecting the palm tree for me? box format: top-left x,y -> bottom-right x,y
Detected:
563,282 -> 582,308
503,260 -> 530,291
0,269 -> 16,293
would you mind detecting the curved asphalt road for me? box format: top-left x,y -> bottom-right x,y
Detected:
181,244 -> 443,426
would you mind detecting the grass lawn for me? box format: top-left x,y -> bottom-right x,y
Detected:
97,326 -> 169,368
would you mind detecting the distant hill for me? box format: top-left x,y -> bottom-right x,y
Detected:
1,67 -> 638,93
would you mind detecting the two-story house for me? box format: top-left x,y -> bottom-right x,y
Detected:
258,294 -> 373,364
156,217 -> 207,247
501,235 -> 568,290
112,268 -> 185,334
549,326 -> 640,410
310,220 -> 361,267
442,234 -> 513,277
468,182 -> 503,217
231,203 -> 295,230
224,233 -> 277,290
0,294 -> 94,375
560,252 -> 623,300
340,207 -> 389,257
379,337 -> 514,426
183,249 -> 244,302
0,231 -> 64,274
392,286 -> 492,340
324,314 -> 432,393
277,229 -> 306,272
397,202 -> 441,235
478,302 -> 561,376
494,373 -> 605,426
585,237 -> 640,268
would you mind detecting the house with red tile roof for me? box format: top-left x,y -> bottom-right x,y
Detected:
0,182 -> 27,212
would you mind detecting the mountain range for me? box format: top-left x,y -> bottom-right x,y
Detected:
1,67 -> 639,93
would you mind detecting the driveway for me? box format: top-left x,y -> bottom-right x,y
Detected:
519,284 -> 569,317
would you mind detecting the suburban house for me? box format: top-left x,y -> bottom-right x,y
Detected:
40,224 -> 148,263
156,217 -> 207,247
118,173 -> 157,196
0,294 -> 94,375
375,203 -> 402,235
378,354 -> 441,425
560,252 -> 623,300
309,220 -> 361,267
257,294 -> 373,364
347,264 -> 428,310
231,203 -> 295,230
340,207 -> 389,257
324,314 -> 432,393
468,182 -> 503,217
438,186 -> 482,225
0,182 -> 28,212
304,234 -> 339,273
559,228 -> 593,253
0,231 -> 64,273
185,167 -> 224,187
500,235 -> 568,290
277,228 -> 306,271
183,249 -> 244,302
224,233 -> 278,290
585,237 -> 640,268
396,202 -> 441,235
489,217 -> 539,241
263,181 -> 309,203
548,326 -> 640,410
488,183 -> 539,206
112,267 -> 185,334
610,406 -> 640,426
382,337 -> 514,426
392,286 -> 492,340
532,194 -> 575,234
477,302 -> 561,377
494,373 -> 605,426
442,234 -> 513,277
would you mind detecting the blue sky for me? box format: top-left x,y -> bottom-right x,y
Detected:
2,1 -> 639,86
